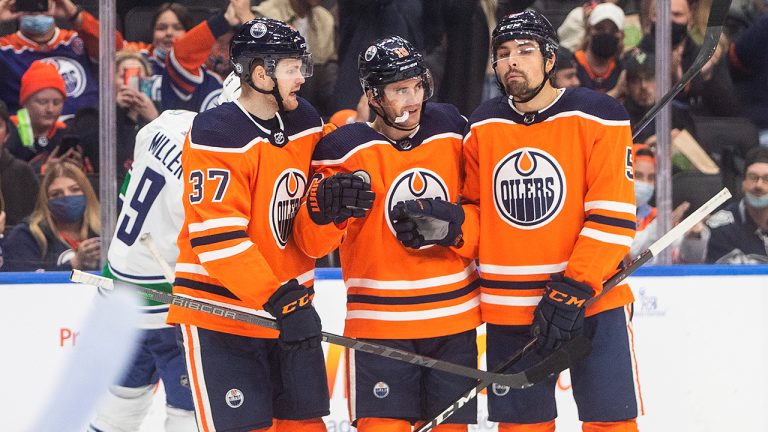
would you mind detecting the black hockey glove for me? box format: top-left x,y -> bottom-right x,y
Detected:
531,274 -> 595,353
263,279 -> 322,350
307,172 -> 375,225
390,198 -> 465,249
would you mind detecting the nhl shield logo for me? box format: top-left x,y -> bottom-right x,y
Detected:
364,45 -> 378,61
225,388 -> 244,408
373,382 -> 390,399
250,22 -> 268,39
493,148 -> 565,229
385,168 -> 450,238
269,169 -> 307,249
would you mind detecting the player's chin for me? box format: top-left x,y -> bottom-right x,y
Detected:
282,94 -> 300,111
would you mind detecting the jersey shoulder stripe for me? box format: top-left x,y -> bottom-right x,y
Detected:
311,122 -> 383,162
282,97 -> 323,135
189,102 -> 261,149
555,87 -> 630,121
416,102 -> 467,136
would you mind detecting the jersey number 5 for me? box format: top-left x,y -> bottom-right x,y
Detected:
189,169 -> 231,204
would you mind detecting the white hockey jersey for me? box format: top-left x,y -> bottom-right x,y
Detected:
105,110 -> 195,328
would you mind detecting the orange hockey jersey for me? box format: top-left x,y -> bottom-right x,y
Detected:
459,87 -> 636,325
167,98 -> 326,338
293,103 -> 481,339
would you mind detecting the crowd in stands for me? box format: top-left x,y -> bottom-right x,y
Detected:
0,0 -> 766,270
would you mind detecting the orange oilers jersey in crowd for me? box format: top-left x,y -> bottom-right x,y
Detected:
459,87 -> 636,325
293,103 -> 482,340
167,98 -> 326,338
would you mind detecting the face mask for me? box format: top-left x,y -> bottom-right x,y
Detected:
20,15 -> 55,35
651,22 -> 688,46
635,181 -> 655,206
745,192 -> 768,209
48,195 -> 87,224
590,33 -> 620,59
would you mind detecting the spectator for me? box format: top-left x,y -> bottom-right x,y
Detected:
728,14 -> 768,144
552,46 -> 581,87
2,160 -> 100,272
638,0 -> 739,116
689,147 -> 768,263
558,0 -> 625,52
253,0 -> 337,116
115,51 -> 160,176
0,100 -> 38,228
622,48 -> 696,143
574,2 -> 626,96
0,0 -> 101,116
6,60 -> 91,174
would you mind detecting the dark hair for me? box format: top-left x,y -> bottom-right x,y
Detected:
745,146 -> 768,171
152,3 -> 193,32
0,99 -> 9,130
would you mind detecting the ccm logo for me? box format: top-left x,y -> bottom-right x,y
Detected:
282,292 -> 314,315
546,289 -> 586,308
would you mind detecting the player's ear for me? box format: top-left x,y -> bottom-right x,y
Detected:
252,64 -> 268,84
365,89 -> 381,108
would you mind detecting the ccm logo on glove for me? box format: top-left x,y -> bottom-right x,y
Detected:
281,292 -> 314,315
545,289 -> 588,308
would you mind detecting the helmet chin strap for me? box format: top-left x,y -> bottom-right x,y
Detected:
246,75 -> 286,114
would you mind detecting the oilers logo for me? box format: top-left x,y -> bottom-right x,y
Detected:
225,388 -> 244,408
373,382 -> 390,399
44,57 -> 87,98
493,148 -> 565,229
269,169 -> 307,249
385,168 -> 450,236
492,383 -> 510,397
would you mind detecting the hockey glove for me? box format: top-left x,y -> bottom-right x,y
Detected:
531,274 -> 595,353
307,172 -> 375,225
390,198 -> 465,249
263,279 -> 322,350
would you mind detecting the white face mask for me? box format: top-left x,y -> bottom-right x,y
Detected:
634,181 -> 655,206
745,192 -> 768,209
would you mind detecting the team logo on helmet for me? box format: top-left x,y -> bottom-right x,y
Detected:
385,168 -> 449,238
492,383 -> 510,396
364,45 -> 378,62
373,382 -> 390,399
250,22 -> 268,39
45,57 -> 87,98
270,168 -> 307,249
225,388 -> 244,408
493,148 -> 565,229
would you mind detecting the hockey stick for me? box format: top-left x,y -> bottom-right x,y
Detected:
631,0 -> 732,140
414,187 -> 732,431
70,267 -> 586,389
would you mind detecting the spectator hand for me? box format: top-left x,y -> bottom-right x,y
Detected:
307,172 -> 375,225
225,0 -> 255,26
51,0 -> 79,21
46,144 -> 85,171
531,274 -> 594,353
263,280 -> 322,350
672,201 -> 690,226
71,237 -> 101,270
0,0 -> 22,22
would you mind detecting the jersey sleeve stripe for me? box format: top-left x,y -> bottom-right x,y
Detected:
347,280 -> 478,305
175,277 -> 240,300
344,263 -> 477,290
190,230 -> 249,247
190,137 -> 268,153
478,278 -> 547,290
188,217 -> 249,233
470,117 -> 519,129
478,261 -> 567,275
584,200 -> 636,215
176,263 -> 209,276
196,240 -> 254,263
288,269 -> 315,286
421,132 -> 463,145
346,297 -> 479,321
580,227 -> 634,247
169,49 -> 204,84
288,126 -> 324,142
586,214 -> 637,230
544,110 -> 630,127
481,293 -> 541,306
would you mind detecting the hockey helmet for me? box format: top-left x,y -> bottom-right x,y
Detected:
358,36 -> 433,101
492,10 -> 559,61
230,18 -> 313,81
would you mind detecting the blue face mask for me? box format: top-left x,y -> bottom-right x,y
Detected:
48,195 -> 87,224
635,181 -> 655,207
19,15 -> 55,35
745,192 -> 768,209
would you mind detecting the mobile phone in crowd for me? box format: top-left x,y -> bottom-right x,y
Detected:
57,135 -> 80,154
124,66 -> 142,92
139,78 -> 154,98
14,0 -> 49,13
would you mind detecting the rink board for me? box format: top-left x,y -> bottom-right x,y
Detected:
1,265 -> 767,431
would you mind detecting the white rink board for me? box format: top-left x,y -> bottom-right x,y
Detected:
1,272 -> 767,431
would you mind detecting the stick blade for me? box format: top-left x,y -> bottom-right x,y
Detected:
522,335 -> 593,385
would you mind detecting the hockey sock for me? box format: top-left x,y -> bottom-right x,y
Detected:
356,417 -> 411,432
498,420 -> 556,432
582,420 -> 639,432
432,424 -> 469,432
274,418 -> 327,432
164,405 -> 197,432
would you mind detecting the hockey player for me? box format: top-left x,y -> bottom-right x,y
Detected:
167,18 -> 341,432
292,36 -> 481,432
394,11 -> 640,432
87,74 -> 244,432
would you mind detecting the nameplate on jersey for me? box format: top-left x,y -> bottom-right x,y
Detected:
493,148 -> 566,229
